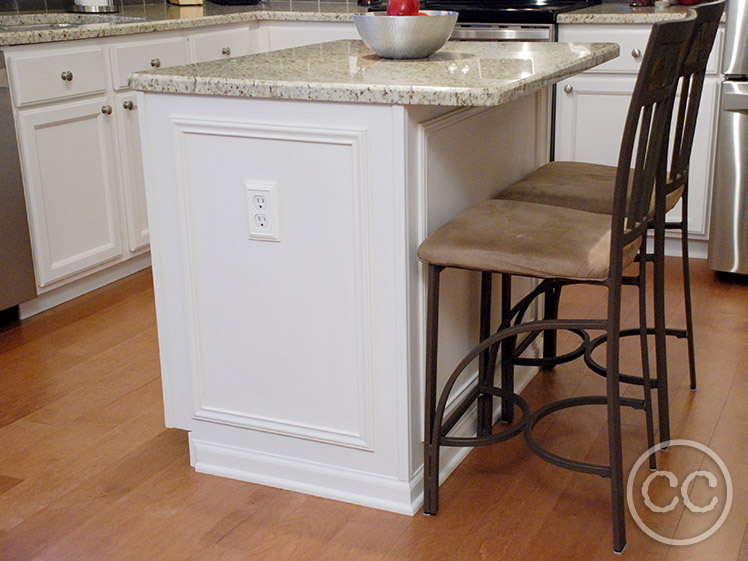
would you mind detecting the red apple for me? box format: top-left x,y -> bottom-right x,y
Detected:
386,0 -> 420,16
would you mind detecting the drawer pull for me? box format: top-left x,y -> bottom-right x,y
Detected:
563,84 -> 574,93
222,47 -> 231,56
123,100 -> 135,110
101,104 -> 113,115
60,70 -> 73,82
150,58 -> 161,68
631,48 -> 642,59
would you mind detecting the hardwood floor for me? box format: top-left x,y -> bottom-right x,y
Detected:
1,260 -> 747,560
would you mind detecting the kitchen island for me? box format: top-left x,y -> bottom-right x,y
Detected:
130,39 -> 618,514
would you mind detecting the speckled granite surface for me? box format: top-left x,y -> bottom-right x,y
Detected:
129,39 -> 618,106
557,3 -> 693,24
0,1 -> 368,46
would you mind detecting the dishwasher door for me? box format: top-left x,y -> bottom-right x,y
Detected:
708,81 -> 748,273
0,51 -> 37,313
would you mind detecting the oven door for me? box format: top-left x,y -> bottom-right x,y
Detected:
707,81 -> 748,273
450,23 -> 554,42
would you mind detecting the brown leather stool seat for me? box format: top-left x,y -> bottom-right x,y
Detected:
418,198 -> 641,280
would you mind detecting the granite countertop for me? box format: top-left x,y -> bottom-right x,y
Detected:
557,3 -> 694,24
129,39 -> 618,106
0,1 -> 368,46
0,1 -> 695,47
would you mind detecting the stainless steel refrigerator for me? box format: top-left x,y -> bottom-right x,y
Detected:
0,51 -> 37,322
707,0 -> 748,273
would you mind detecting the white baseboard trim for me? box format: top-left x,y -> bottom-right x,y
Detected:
19,253 -> 152,319
189,355 -> 539,516
191,437 -> 420,515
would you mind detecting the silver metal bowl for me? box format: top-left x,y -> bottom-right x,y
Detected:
353,11 -> 458,60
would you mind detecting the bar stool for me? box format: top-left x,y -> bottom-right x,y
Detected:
417,14 -> 695,553
496,1 -> 725,443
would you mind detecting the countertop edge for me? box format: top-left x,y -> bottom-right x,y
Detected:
129,41 -> 620,107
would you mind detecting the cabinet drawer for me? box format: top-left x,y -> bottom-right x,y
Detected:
110,37 -> 188,90
559,26 -> 649,73
8,46 -> 107,107
189,26 -> 252,64
560,25 -> 724,75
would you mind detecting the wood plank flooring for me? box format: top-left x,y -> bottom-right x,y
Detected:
1,260 -> 747,560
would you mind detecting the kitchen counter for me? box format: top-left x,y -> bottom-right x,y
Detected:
557,3 -> 692,24
133,39 -> 617,512
0,0 -> 692,47
130,39 -> 618,106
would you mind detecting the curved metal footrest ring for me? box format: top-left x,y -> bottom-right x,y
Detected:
441,386 -> 531,447
584,327 -> 687,387
514,328 -> 590,369
524,396 -> 612,477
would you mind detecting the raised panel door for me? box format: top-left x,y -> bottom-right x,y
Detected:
17,97 -> 124,287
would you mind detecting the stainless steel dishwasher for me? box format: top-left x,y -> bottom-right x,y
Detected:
0,50 -> 37,322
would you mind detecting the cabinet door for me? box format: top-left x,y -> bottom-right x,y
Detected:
188,25 -> 255,63
115,91 -> 149,252
17,97 -> 123,287
554,75 -> 634,165
256,21 -> 358,52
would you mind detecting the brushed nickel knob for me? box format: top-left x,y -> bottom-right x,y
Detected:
221,47 -> 231,56
150,58 -> 161,68
101,105 -> 113,115
60,70 -> 73,81
563,84 -> 574,93
123,100 -> 135,110
631,48 -> 642,59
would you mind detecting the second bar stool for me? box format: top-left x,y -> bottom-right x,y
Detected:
496,1 -> 725,442
417,14 -> 696,553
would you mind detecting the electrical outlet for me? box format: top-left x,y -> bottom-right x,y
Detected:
245,182 -> 280,242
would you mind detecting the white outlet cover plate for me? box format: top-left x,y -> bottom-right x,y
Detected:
245,181 -> 280,242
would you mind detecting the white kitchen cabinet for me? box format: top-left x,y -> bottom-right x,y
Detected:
555,24 -> 724,242
188,24 -> 260,63
255,21 -> 358,52
5,20 -> 361,312
16,96 -> 124,287
115,90 -> 149,252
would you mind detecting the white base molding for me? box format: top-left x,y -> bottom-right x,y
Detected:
19,253 -> 152,319
189,361 -> 537,515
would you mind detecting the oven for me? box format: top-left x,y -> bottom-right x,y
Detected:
450,22 -> 555,42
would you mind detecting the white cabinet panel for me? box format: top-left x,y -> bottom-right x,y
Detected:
7,45 -> 107,107
188,25 -> 256,63
115,91 -> 150,252
110,36 -> 189,90
17,97 -> 123,286
554,75 -> 633,165
257,21 -> 358,52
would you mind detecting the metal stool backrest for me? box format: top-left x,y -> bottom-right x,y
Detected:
667,1 -> 725,195
611,14 -> 696,265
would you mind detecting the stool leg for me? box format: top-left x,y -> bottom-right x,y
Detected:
637,234 -> 656,470
500,274 -> 515,423
606,276 -> 626,553
680,190 -> 697,391
478,272 -> 494,437
653,195 -> 670,444
541,286 -> 561,370
424,264 -> 443,515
